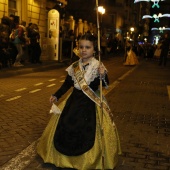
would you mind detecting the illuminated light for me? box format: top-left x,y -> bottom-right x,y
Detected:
134,0 -> 149,2
130,27 -> 134,32
158,13 -> 162,17
142,15 -> 153,19
134,0 -> 165,8
155,36 -> 159,44
98,6 -> 105,14
151,0 -> 164,8
153,14 -> 160,22
161,14 -> 170,17
57,0 -> 67,6
151,28 -> 158,31
142,13 -> 170,22
151,27 -> 170,33
116,28 -> 121,33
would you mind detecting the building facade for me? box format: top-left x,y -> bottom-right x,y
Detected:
0,0 -> 148,60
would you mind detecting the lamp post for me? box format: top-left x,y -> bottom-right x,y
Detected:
98,6 -> 105,16
130,27 -> 134,41
130,27 -> 134,33
98,6 -> 105,34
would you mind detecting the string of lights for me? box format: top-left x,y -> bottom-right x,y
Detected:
142,13 -> 170,22
134,0 -> 169,44
134,0 -> 165,8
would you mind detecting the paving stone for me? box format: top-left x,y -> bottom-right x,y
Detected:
1,57 -> 170,169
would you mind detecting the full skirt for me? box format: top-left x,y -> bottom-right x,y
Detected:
37,94 -> 121,170
124,49 -> 139,66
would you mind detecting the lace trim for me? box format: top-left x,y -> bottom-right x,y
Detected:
66,58 -> 107,90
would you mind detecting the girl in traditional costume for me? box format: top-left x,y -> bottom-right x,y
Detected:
37,33 -> 121,169
124,40 -> 139,66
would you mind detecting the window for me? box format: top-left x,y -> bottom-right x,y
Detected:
8,0 -> 17,15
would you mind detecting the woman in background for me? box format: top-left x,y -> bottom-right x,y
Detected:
154,40 -> 162,60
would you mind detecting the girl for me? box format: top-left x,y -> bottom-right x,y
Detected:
37,33 -> 121,169
124,40 -> 139,66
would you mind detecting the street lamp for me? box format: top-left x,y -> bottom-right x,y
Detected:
130,27 -> 134,41
98,6 -> 105,15
130,27 -> 134,34
98,6 -> 105,34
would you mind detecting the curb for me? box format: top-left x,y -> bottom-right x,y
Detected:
0,61 -> 68,78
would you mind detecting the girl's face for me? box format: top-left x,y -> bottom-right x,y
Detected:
79,40 -> 95,62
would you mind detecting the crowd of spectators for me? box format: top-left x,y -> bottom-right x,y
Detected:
0,15 -> 41,69
123,34 -> 170,65
1,15 -> 169,69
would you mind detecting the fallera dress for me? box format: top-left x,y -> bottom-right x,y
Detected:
37,57 -> 121,170
124,48 -> 139,66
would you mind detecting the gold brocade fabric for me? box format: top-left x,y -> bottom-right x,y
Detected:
37,94 -> 121,170
124,49 -> 139,66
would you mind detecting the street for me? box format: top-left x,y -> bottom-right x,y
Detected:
0,56 -> 170,170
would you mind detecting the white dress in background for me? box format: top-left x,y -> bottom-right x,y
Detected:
154,43 -> 162,59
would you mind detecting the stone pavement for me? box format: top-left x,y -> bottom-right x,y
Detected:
112,59 -> 170,170
1,57 -> 170,170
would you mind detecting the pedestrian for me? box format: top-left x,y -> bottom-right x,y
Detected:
37,33 -> 121,169
124,39 -> 131,62
124,40 -> 139,66
154,40 -> 162,60
159,33 -> 170,66
27,23 -> 41,64
0,16 -> 11,68
101,33 -> 107,56
10,16 -> 26,67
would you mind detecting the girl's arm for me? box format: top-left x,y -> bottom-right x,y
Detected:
50,74 -> 74,103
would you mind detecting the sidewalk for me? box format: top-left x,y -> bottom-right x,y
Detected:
0,60 -> 69,78
0,52 -> 123,78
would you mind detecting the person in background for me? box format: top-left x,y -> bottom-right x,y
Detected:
8,15 -> 18,65
124,40 -> 139,66
37,33 -> 121,170
19,21 -> 29,63
0,16 -> 11,68
10,16 -> 26,67
27,23 -> 42,64
101,33 -> 107,56
124,39 -> 131,62
159,33 -> 170,67
154,40 -> 162,60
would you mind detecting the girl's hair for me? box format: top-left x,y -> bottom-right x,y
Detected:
79,33 -> 97,50
79,33 -> 97,47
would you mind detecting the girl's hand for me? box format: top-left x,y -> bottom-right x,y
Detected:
50,95 -> 57,104
99,64 -> 106,76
